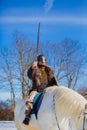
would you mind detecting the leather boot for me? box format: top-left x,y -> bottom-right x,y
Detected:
23,102 -> 32,125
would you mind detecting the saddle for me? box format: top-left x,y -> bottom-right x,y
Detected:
31,92 -> 44,119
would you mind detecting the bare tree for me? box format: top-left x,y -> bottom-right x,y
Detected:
0,50 -> 15,110
0,32 -> 36,111
13,32 -> 36,98
57,40 -> 85,89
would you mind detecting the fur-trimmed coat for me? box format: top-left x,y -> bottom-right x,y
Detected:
27,65 -> 58,92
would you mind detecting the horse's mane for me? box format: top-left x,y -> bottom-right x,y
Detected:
46,86 -> 87,121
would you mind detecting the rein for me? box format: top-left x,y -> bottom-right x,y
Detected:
83,104 -> 87,130
53,95 -> 60,130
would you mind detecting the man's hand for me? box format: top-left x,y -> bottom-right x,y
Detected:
32,61 -> 38,68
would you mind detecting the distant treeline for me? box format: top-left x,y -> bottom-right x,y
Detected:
0,101 -> 14,121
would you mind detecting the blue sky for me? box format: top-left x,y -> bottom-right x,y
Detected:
0,0 -> 87,49
0,0 -> 87,100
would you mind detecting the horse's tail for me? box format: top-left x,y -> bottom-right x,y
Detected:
83,103 -> 87,130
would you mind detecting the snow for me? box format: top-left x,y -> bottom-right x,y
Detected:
0,121 -> 17,130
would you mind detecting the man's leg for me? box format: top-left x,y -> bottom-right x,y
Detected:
23,101 -> 33,125
23,91 -> 38,125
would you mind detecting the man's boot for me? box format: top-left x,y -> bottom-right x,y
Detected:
23,102 -> 32,125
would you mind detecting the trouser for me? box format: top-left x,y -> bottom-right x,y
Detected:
25,90 -> 38,115
23,90 -> 38,125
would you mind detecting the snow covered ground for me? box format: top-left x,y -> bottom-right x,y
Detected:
0,121 -> 17,130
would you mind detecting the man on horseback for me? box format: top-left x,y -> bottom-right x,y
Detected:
23,54 -> 58,125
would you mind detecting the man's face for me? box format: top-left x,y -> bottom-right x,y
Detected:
38,57 -> 46,66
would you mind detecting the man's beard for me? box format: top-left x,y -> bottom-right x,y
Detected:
38,64 -> 45,67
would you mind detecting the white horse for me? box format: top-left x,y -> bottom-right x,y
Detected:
14,86 -> 87,130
